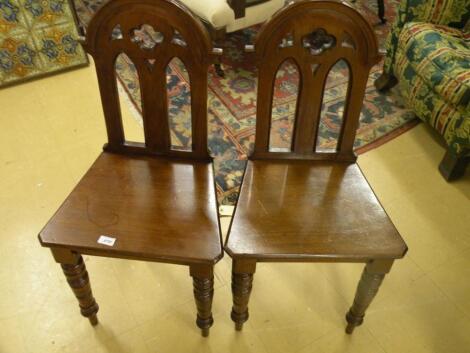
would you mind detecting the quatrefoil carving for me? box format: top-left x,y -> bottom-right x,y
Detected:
130,24 -> 164,50
302,28 -> 336,55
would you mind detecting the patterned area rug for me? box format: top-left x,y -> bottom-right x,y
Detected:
0,0 -> 88,88
74,0 -> 416,205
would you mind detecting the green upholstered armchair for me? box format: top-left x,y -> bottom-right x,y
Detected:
375,0 -> 470,180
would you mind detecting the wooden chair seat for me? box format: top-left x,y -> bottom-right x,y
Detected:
226,160 -> 406,261
39,152 -> 222,265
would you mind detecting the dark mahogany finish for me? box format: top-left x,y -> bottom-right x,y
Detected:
38,0 -> 222,337
83,0 -> 214,160
40,154 -> 221,264
224,0 -> 407,334
226,161 -> 406,260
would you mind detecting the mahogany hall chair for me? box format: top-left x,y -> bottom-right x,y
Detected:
224,0 -> 408,334
38,0 -> 222,337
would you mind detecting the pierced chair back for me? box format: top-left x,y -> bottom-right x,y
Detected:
82,0 -> 214,160
251,0 -> 380,161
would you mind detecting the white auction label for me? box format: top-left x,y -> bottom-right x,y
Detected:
97,235 -> 116,246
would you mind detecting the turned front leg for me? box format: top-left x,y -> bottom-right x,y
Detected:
231,259 -> 256,331
346,259 -> 393,334
60,254 -> 99,326
190,265 -> 214,337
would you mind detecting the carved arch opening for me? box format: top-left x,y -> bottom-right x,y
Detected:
269,58 -> 301,153
316,58 -> 351,153
114,52 -> 145,144
166,57 -> 192,152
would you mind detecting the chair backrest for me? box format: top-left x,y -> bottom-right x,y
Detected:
83,0 -> 213,160
251,0 -> 380,162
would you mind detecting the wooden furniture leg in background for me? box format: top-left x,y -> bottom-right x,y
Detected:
374,73 -> 398,92
190,265 -> 215,337
377,0 -> 386,23
350,0 -> 386,24
439,150 -> 469,181
231,259 -> 256,331
214,56 -> 225,78
346,259 -> 393,334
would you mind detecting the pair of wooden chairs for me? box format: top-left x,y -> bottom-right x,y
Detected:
38,0 -> 407,338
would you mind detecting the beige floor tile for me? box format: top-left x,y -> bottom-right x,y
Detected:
214,215 -> 232,285
0,247 -> 63,320
358,125 -> 470,274
0,316 -> 27,353
427,247 -> 470,318
297,329 -> 386,353
91,327 -> 150,353
141,302 -> 269,353
366,290 -> 470,353
243,263 -> 350,353
111,260 -> 194,324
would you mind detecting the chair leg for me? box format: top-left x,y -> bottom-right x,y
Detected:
231,259 -> 256,331
211,29 -> 226,78
374,72 -> 398,92
377,0 -> 386,23
345,260 -> 393,334
439,150 -> 469,181
214,56 -> 225,78
190,265 -> 214,337
61,255 -> 99,326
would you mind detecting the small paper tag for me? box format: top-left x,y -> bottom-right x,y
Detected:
97,235 -> 116,247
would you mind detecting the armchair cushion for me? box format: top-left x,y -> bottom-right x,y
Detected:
179,0 -> 285,32
397,22 -> 470,111
394,55 -> 470,156
394,22 -> 470,156
383,0 -> 470,75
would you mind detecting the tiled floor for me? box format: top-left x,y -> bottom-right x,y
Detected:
0,62 -> 469,353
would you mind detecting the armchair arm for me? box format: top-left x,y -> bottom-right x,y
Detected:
382,0 -> 470,76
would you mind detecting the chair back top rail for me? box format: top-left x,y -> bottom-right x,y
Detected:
251,0 -> 380,162
82,0 -> 215,160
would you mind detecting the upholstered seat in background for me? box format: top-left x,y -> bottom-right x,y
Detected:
180,0 -> 285,33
